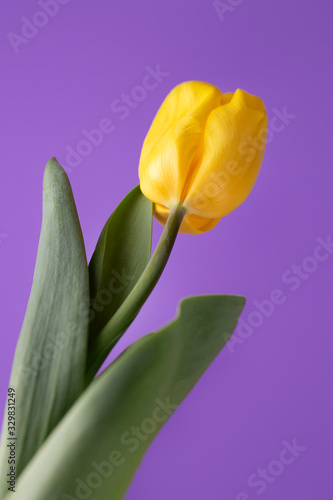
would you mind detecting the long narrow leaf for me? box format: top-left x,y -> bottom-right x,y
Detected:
6,294 -> 245,500
0,158 -> 90,495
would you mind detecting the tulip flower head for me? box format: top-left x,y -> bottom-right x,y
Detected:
139,81 -> 268,234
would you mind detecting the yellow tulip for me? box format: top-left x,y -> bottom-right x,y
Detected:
139,81 -> 268,234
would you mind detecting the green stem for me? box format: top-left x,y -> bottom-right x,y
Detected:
86,203 -> 186,382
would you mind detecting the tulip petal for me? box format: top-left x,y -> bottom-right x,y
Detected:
184,89 -> 268,219
139,82 -> 224,208
154,203 -> 221,234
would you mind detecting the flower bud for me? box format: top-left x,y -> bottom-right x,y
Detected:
139,81 -> 267,234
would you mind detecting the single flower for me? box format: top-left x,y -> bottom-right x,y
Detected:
139,81 -> 268,234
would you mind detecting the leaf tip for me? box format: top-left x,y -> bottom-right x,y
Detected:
44,157 -> 70,191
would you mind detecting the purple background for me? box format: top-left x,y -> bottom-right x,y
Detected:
1,0 -> 333,499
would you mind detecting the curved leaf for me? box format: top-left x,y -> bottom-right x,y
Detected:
88,185 -> 152,340
6,294 -> 245,500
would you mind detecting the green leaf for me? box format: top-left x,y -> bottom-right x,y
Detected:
0,158 -> 90,495
7,294 -> 245,500
88,185 -> 152,340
